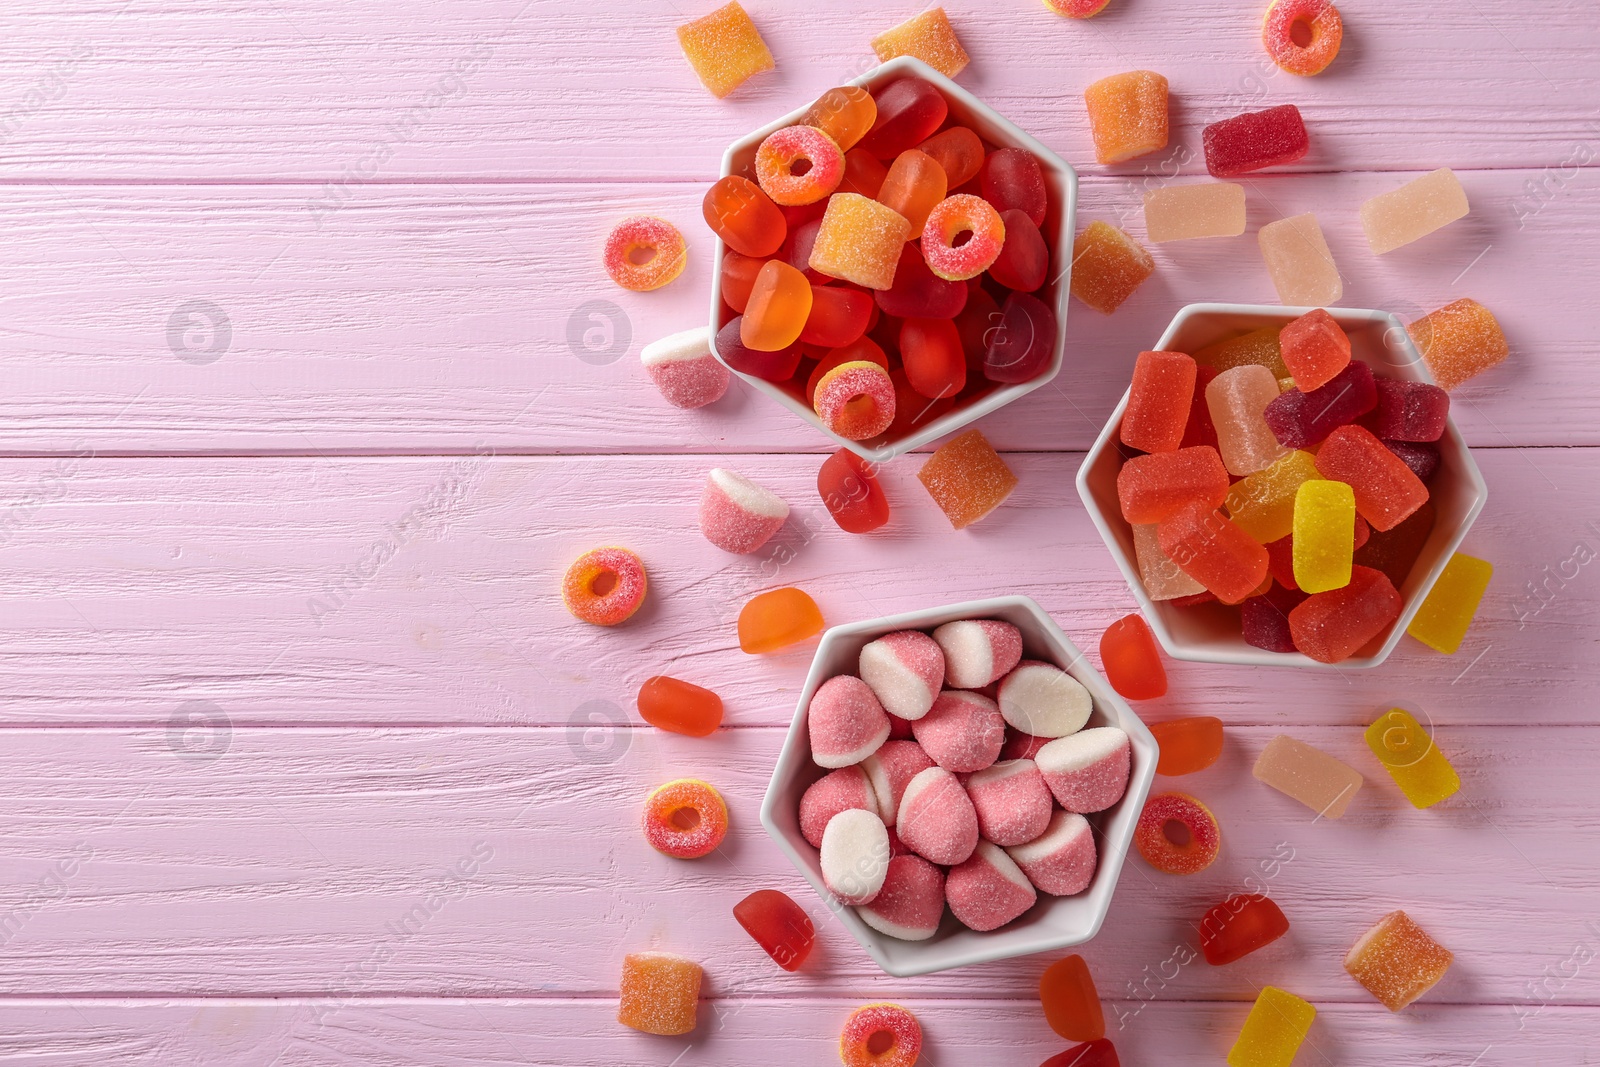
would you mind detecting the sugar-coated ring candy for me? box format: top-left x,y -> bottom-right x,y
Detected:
561,546 -> 647,626
603,216 -> 688,292
1135,791 -> 1220,875
840,1004 -> 922,1067
814,360 -> 896,441
756,125 -> 845,207
642,778 -> 729,859
921,194 -> 1006,282
1043,0 -> 1112,16
1263,0 -> 1343,77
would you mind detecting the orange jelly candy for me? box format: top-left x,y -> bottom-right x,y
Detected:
637,676 -> 724,737
742,260 -> 814,352
1147,716 -> 1224,776
1345,909 -> 1453,1011
1040,954 -> 1106,1042
1407,297 -> 1509,391
917,429 -> 1018,529
916,126 -> 985,188
675,1 -> 774,98
819,448 -> 891,533
1070,221 -> 1154,314
878,149 -> 948,240
871,7 -> 971,79
618,950 -> 703,1035
838,148 -> 891,199
1099,614 -> 1167,700
1083,70 -> 1169,164
1158,502 -> 1269,605
797,86 -> 878,153
704,174 -> 787,258
739,587 -> 825,653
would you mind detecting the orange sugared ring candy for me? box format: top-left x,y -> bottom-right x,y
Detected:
839,1003 -> 923,1067
756,125 -> 845,207
603,216 -> 687,292
738,587 -> 825,654
1262,0 -> 1343,77
1135,791 -> 1221,875
814,360 -> 897,440
921,194 -> 1006,281
798,86 -> 878,153
642,778 -> 729,859
562,547 -> 648,626
637,676 -> 724,737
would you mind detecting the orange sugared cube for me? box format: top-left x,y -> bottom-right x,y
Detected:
1070,221 -> 1154,314
1407,298 -> 1509,391
1344,911 -> 1453,1012
1084,70 -> 1169,164
918,429 -> 1018,529
676,2 -> 774,99
871,7 -> 971,78
618,951 -> 703,1035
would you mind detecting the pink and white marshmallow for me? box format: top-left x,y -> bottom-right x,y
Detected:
1000,730 -> 1052,761
1006,809 -> 1098,896
857,853 -> 947,941
859,630 -> 946,721
997,660 -> 1093,738
896,766 -> 979,866
860,740 -> 935,827
799,766 -> 879,849
808,675 -> 890,769
1036,726 -> 1132,813
965,758 -> 1053,847
640,326 -> 731,409
820,808 -> 891,905
945,841 -> 1038,932
932,619 -> 1024,689
911,691 -> 1006,773
699,468 -> 788,554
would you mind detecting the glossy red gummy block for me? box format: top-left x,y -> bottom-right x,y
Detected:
1041,1039 -> 1121,1067
1263,360 -> 1377,449
901,317 -> 966,398
1099,614 -> 1167,700
733,889 -> 815,971
983,290 -> 1056,383
1200,893 -> 1290,965
861,78 -> 948,159
799,286 -> 873,348
819,448 -> 890,532
1202,104 -> 1310,178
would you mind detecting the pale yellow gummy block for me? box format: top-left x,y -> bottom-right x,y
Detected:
1259,213 -> 1342,306
1253,734 -> 1363,819
1361,168 -> 1469,255
1133,522 -> 1205,600
1144,182 -> 1247,242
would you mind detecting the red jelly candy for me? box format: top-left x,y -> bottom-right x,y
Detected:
1240,583 -> 1308,653
720,251 -> 765,314
1041,1039 -> 1121,1067
1202,104 -> 1310,178
1122,350 -> 1198,454
786,218 -> 833,285
1279,308 -> 1350,391
980,147 -> 1048,227
888,367 -> 956,436
838,148 -> 891,198
900,317 -> 967,399
1265,535 -> 1298,591
1361,378 -> 1450,442
819,448 -> 891,533
1158,502 -> 1269,605
1263,361 -> 1377,449
988,208 -> 1049,293
800,286 -> 874,348
1180,365 -> 1221,450
1288,565 -> 1403,663
954,286 -> 1002,370
876,243 -> 968,319
1099,614 -> 1167,700
733,889 -> 816,971
1116,446 -> 1229,524
1354,498 -> 1435,587
704,174 -> 787,258
983,291 -> 1056,383
1200,893 -> 1290,965
861,78 -> 949,159
1315,425 -> 1429,531
716,317 -> 804,382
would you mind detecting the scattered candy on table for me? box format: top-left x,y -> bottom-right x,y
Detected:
1200,893 -> 1290,965
1042,0 -> 1114,18
561,546 -> 648,626
1364,707 -> 1462,808
1040,954 -> 1105,1041
839,1003 -> 922,1067
637,676 -> 723,736
1406,552 -> 1493,653
1227,985 -> 1316,1067
1098,614 -> 1168,700
1147,716 -> 1224,776
1261,0 -> 1343,76
1408,297 -> 1509,390
733,889 -> 815,971
917,429 -> 1018,528
603,215 -> 688,292
1258,213 -> 1342,305
738,586 -> 824,653
640,326 -> 730,409
818,447 -> 892,532
1360,168 -> 1470,254
1143,182 -> 1247,242
675,0 -> 773,98
699,468 -> 789,553
1203,104 -> 1310,177
618,950 -> 703,1036
1042,1040 -> 1121,1067
641,779 -> 729,859
1253,734 -> 1363,818
1070,220 -> 1154,314
871,7 -> 970,79
1083,70 -> 1169,165
1135,791 -> 1221,874
1344,909 -> 1454,1011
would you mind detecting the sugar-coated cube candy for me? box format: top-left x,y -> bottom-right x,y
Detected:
637,676 -> 724,737
1365,707 -> 1461,808
947,840 -> 1037,931
917,126 -> 985,188
918,429 -> 1018,528
984,291 -> 1057,383
1227,986 -> 1315,1067
756,125 -> 844,207
716,316 -> 803,382
999,660 -> 1092,738
980,147 -> 1049,227
641,326 -> 731,409
913,691 -> 1005,772
896,766 -> 979,865
858,853 -> 946,941
800,766 -> 880,848
862,741 -> 935,826
1197,326 -> 1290,378
922,194 -> 1005,281
1203,104 -> 1310,177
819,448 -> 891,533
1133,522 -> 1206,600
1100,614 -> 1167,700
705,175 -> 786,258
742,260 -> 813,351
1070,221 -> 1154,314
1160,502 -> 1270,604
1240,583 -> 1308,653
733,889 -> 815,971
1344,910 -> 1454,1011
1289,564 -> 1402,661
1361,168 -> 1469,254
1315,425 -> 1427,531
821,808 -> 891,904
1084,71 -> 1169,164
1264,361 -> 1378,449
966,759 -> 1053,846
1224,449 -> 1319,544
1407,552 -> 1493,654
1143,183 -> 1247,242
871,7 -> 970,78
933,619 -> 1023,688
1201,893 -> 1290,965
618,951 -> 703,1035
1279,308 -> 1350,391
1040,954 -> 1105,1041
1209,365 -> 1290,475
1122,350 -> 1198,453
1384,439 -> 1442,483
699,468 -> 789,554
1043,1041 -> 1121,1067
562,546 -> 648,627
1118,446 -> 1230,524
1135,791 -> 1220,874
1148,716 -> 1224,776
1043,0 -> 1113,16
1293,479 -> 1356,593
809,675 -> 891,768
738,586 -> 824,653
810,193 -> 913,291
860,630 -> 945,721
1007,809 -> 1097,895
642,778 -> 729,859
1362,378 -> 1450,442
798,86 -> 877,152
862,78 -> 949,159
1038,727 -> 1131,813
987,208 -> 1047,291
676,1 -> 773,98
840,1004 -> 922,1067
603,216 -> 687,292
1259,213 -> 1342,306
1408,298 -> 1508,390
815,360 -> 897,440
878,149 -> 948,239
1253,734 -> 1362,817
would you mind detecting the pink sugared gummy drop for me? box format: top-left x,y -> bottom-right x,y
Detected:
946,841 -> 1037,931
896,766 -> 979,866
965,758 -> 1053,846
699,468 -> 789,554
912,691 -> 1006,773
799,766 -> 879,848
820,808 -> 890,905
1036,727 -> 1132,813
808,675 -> 890,769
861,740 -> 935,827
1006,809 -> 1098,895
932,618 -> 1023,688
640,326 -> 731,409
860,630 -> 946,720
858,853 -> 947,941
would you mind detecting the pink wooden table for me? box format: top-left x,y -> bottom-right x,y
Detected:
0,1 -> 1594,1062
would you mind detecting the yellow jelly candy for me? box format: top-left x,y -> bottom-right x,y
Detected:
1365,707 -> 1460,808
1227,986 -> 1315,1067
1406,552 -> 1493,654
871,7 -> 970,78
1225,450 -> 1319,545
1292,479 -> 1356,593
676,2 -> 774,99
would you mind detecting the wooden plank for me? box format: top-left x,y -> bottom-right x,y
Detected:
0,169 -> 1586,456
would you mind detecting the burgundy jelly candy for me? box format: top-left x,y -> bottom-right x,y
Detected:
715,316 -> 804,381
1263,360 -> 1377,448
979,148 -> 1048,227
876,243 -> 968,319
987,208 -> 1049,293
1360,378 -> 1450,442
983,290 -> 1056,383
1382,439 -> 1442,482
1202,104 -> 1310,178
1240,584 -> 1309,654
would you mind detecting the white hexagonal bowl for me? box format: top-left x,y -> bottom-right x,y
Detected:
1075,303 -> 1489,670
708,56 -> 1079,464
758,596 -> 1158,977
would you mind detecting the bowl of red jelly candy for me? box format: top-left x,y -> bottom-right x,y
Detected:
758,596 -> 1157,976
1077,304 -> 1489,669
706,56 -> 1079,462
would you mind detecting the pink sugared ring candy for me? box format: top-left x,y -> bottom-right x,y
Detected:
912,690 -> 1005,773
561,546 -> 648,627
642,778 -> 729,859
603,215 -> 688,292
1262,0 -> 1344,77
859,629 -> 946,720
858,853 -> 946,941
998,660 -> 1092,737
799,766 -> 880,848
755,125 -> 845,206
1042,0 -> 1113,16
1006,809 -> 1097,895
699,468 -> 789,554
821,808 -> 891,904
896,766 -> 979,866
946,840 -> 1037,932
933,618 -> 1023,688
808,675 -> 891,769
814,360 -> 896,441
921,194 -> 1007,281
640,326 -> 730,409
965,758 -> 1053,846
1037,726 -> 1132,813
860,740 -> 935,827
839,1004 -> 923,1067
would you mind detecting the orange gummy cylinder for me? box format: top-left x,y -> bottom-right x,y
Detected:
742,260 -> 814,352
878,149 -> 948,240
1148,716 -> 1224,776
1158,502 -> 1269,605
1070,221 -> 1155,314
900,317 -> 966,399
1314,425 -> 1428,532
739,587 -> 825,653
1040,954 -> 1106,1042
1345,909 -> 1454,1011
1100,614 -> 1168,700
703,174 -> 786,258
618,951 -> 703,1035
797,86 -> 878,152
637,676 -> 724,737
1084,70 -> 1170,164
1116,445 -> 1229,524
917,126 -> 985,188
1288,564 -> 1403,663
1407,298 -> 1509,391
1122,350 -> 1198,453
1200,893 -> 1289,965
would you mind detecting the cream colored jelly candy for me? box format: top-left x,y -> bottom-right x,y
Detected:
1224,449 -> 1319,544
1133,522 -> 1205,600
1361,169 -> 1469,255
1207,365 -> 1290,476
1143,182 -> 1247,242
1258,213 -> 1342,306
1253,734 -> 1363,819
1293,479 -> 1356,594
675,2 -> 774,99
809,193 -> 913,290
871,7 -> 970,78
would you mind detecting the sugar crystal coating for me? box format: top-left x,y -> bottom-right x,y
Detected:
999,660 -> 1092,738
1043,0 -> 1113,16
1344,910 -> 1453,1011
1407,552 -> 1493,654
1122,350 -> 1198,453
871,7 -> 971,78
1264,361 -> 1378,450
1292,479 -> 1357,593
1084,71 -> 1170,165
1242,583 -> 1308,653
860,630 -> 946,720
603,216 -> 688,292
699,468 -> 789,554
858,854 -> 947,941
1158,502 -> 1269,604
896,765 -> 979,865
1133,522 -> 1206,600
913,690 -> 1006,772
755,126 -> 844,208
810,192 -> 913,291
1143,183 -> 1247,242
1361,378 -> 1449,442
840,1004 -> 922,1067
1383,439 -> 1441,483
1262,0 -> 1343,76
1070,221 -> 1154,314
1365,707 -> 1461,808
1258,213 -> 1342,306
1253,734 -> 1362,817
1007,809 -> 1098,895
917,429 -> 1018,528
1361,168 -> 1469,254
1196,326 -> 1290,378
820,808 -> 891,904
676,1 -> 774,98
800,766 -> 880,848
933,618 -> 1024,688
1135,791 -> 1220,875
1407,298 -> 1508,390
562,546 -> 648,626
1278,308 -> 1350,391
1227,986 -> 1315,1067
1037,727 -> 1132,813
809,674 -> 892,768
1203,105 -> 1310,177
966,759 -> 1053,846
1040,954 -> 1106,1041
1315,425 -> 1427,531
733,889 -> 815,971
1118,445 -> 1230,524
922,194 -> 1005,280
861,740 -> 936,825
1209,365 -> 1290,475
642,778 -> 729,859
946,840 -> 1037,931
814,360 -> 897,440
1224,449 -> 1320,545
1201,893 -> 1290,966
618,951 -> 703,1035
1289,564 -> 1402,662
641,327 -> 730,409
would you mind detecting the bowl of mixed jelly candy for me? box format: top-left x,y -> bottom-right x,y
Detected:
758,595 -> 1157,976
706,56 -> 1079,463
1076,303 -> 1488,669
